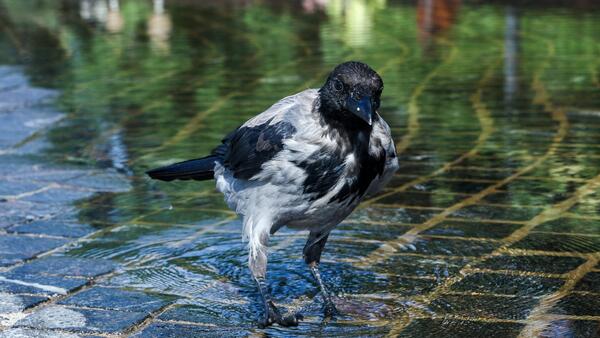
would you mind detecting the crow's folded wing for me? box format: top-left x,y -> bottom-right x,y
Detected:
218,119 -> 297,180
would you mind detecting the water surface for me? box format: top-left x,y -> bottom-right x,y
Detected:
1,0 -> 600,336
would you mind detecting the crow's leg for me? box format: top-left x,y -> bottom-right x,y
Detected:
304,231 -> 338,318
249,231 -> 300,328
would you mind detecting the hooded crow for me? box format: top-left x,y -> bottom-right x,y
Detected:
147,61 -> 399,327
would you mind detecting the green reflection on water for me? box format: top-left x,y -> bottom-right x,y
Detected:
1,0 -> 600,335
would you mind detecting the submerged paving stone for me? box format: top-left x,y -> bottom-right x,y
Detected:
11,256 -> 116,278
0,200 -> 66,229
512,233 -> 600,253
411,237 -> 498,257
548,293 -> 600,316
21,188 -> 95,205
475,255 -> 586,274
422,221 -> 522,239
536,217 -> 600,234
407,178 -> 494,194
350,206 -> 437,225
8,220 -> 95,238
0,181 -> 46,197
376,191 -> 465,208
374,255 -> 469,279
398,318 -> 524,338
15,305 -> 147,334
574,272 -> 600,293
483,191 -> 564,207
429,294 -> 538,320
58,287 -> 172,313
0,272 -> 88,296
0,86 -> 57,113
450,205 -> 543,222
158,304 -> 248,327
0,235 -> 68,267
132,322 -> 250,338
450,273 -> 564,297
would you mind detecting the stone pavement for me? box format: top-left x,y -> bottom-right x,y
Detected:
0,67 -> 171,337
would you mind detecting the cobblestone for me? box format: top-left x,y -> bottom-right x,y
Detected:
8,221 -> 95,238
11,257 -> 117,278
58,287 -> 172,314
450,273 -> 564,297
399,319 -> 525,338
0,327 -> 84,338
549,293 -> 600,316
132,322 -> 250,338
0,68 -> 136,335
0,235 -> 68,267
0,272 -> 88,297
15,305 -> 147,334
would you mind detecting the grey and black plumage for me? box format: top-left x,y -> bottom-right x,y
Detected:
147,61 -> 399,327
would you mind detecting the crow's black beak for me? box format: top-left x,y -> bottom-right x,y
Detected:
347,95 -> 373,125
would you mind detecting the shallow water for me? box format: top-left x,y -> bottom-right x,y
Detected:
1,0 -> 600,336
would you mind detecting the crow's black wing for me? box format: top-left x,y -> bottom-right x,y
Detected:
218,119 -> 296,180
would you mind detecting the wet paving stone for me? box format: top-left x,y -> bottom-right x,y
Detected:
15,305 -> 147,334
429,294 -> 538,320
541,319 -> 600,338
475,255 -> 585,275
450,273 -> 564,297
58,287 -> 173,313
396,163 -> 440,176
410,237 -> 498,257
336,222 -> 413,242
574,272 -> 600,293
443,168 -> 513,181
11,256 -> 117,278
568,201 -> 600,218
0,235 -> 68,267
350,207 -> 437,225
0,181 -> 46,197
158,304 -> 250,327
0,327 -> 92,338
512,233 -> 600,253
375,255 -> 469,279
8,220 -> 96,238
422,221 -> 522,239
548,293 -> 600,316
535,217 -> 600,234
0,272 -> 88,296
450,205 -> 543,222
399,318 -> 524,338
132,322 -> 251,338
21,188 -> 95,205
376,191 -> 466,208
483,191 -> 568,207
407,179 -> 495,195
0,200 -> 69,229
0,293 -> 48,313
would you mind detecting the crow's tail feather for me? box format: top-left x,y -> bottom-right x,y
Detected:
146,156 -> 218,181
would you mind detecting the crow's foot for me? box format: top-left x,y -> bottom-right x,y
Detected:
258,301 -> 302,328
323,300 -> 339,319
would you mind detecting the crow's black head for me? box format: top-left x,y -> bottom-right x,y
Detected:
319,61 -> 383,127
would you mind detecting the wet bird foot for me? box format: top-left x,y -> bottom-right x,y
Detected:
323,299 -> 339,318
258,301 -> 302,328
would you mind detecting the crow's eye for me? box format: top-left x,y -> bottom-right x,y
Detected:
333,79 -> 344,92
